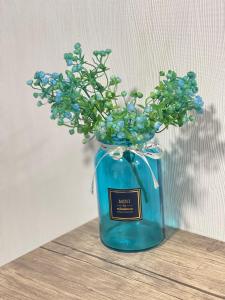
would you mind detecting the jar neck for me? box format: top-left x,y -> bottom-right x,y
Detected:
97,137 -> 153,147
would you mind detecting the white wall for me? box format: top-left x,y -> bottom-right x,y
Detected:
1,0 -> 225,266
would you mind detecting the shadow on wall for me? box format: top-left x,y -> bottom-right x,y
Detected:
163,104 -> 225,234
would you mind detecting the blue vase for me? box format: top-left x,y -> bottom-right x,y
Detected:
95,141 -> 165,252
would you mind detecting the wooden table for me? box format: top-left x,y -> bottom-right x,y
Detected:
0,219 -> 225,299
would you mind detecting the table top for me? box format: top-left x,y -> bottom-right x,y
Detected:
0,219 -> 225,300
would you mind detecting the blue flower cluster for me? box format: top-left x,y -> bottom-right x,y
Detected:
194,95 -> 204,114
26,42 -> 204,145
27,71 -> 60,88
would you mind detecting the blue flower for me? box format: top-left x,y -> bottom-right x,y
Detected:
72,103 -> 80,112
194,95 -> 204,107
66,59 -> 73,66
52,72 -> 60,79
55,97 -> 61,104
64,112 -> 72,119
56,91 -> 62,97
127,103 -> 135,112
55,91 -> 62,103
26,80 -> 33,86
136,116 -> 146,123
49,78 -> 56,85
72,64 -> 82,73
117,132 -> 125,139
107,115 -> 113,123
154,121 -> 162,131
39,71 -> 45,78
144,105 -> 152,113
137,123 -> 144,129
117,120 -> 124,128
144,133 -> 154,141
178,79 -> 184,88
186,89 -> 194,97
34,71 -> 45,79
131,131 -> 138,138
41,76 -> 49,85
96,93 -> 103,100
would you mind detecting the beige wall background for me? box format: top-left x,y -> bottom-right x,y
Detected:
1,0 -> 225,266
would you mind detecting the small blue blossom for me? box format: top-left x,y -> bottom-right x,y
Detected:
36,71 -> 45,79
96,93 -> 103,101
26,80 -> 33,86
144,133 -> 154,141
117,120 -> 124,128
131,132 -> 138,139
41,76 -> 49,85
55,97 -> 62,104
56,91 -> 62,97
188,90 -> 194,96
52,72 -> 60,79
154,121 -> 162,131
72,103 -> 80,112
144,105 -> 152,113
66,59 -> 73,66
194,95 -> 204,107
178,79 -> 184,88
55,91 -> 62,103
127,103 -> 135,112
117,132 -> 125,139
49,78 -> 57,85
72,64 -> 82,73
107,115 -> 113,123
39,71 -> 45,78
137,123 -> 144,129
64,112 -> 72,119
136,116 -> 146,123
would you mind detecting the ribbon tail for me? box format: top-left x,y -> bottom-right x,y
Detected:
142,155 -> 159,189
131,150 -> 159,189
91,152 -> 108,194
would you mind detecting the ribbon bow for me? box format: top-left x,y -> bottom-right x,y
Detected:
91,141 -> 164,194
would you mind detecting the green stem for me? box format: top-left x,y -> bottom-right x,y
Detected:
156,126 -> 167,133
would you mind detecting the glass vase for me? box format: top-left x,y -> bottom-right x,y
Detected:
95,141 -> 165,252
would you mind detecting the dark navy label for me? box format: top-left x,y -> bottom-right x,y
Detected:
108,188 -> 142,221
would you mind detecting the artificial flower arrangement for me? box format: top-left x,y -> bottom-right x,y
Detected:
27,43 -> 203,251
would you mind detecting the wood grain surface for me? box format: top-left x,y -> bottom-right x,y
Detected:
0,219 -> 225,299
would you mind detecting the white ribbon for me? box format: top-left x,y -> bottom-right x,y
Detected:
91,141 -> 164,194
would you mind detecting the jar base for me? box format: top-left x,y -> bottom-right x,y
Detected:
99,220 -> 165,252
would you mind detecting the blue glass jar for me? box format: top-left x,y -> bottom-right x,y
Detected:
95,140 -> 165,252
